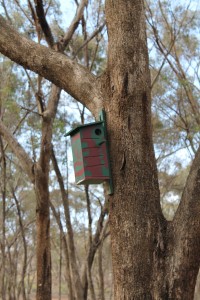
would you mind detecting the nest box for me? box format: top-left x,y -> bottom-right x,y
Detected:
65,110 -> 113,194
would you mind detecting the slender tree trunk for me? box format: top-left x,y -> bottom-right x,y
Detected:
98,244 -> 105,300
34,85 -> 61,300
81,200 -> 109,299
0,136 -> 6,300
27,254 -> 36,299
8,242 -> 18,300
51,148 -> 84,300
34,165 -> 51,300
12,190 -> 28,300
50,201 -> 75,300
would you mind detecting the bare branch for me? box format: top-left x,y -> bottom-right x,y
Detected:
34,0 -> 54,47
0,15 -> 103,116
73,22 -> 106,58
62,0 -> 88,49
49,200 -> 74,300
14,0 -> 34,25
1,0 -> 12,22
19,104 -> 41,115
149,1 -> 200,126
51,147 -> 84,299
39,85 -> 61,171
150,41 -> 174,89
27,0 -> 37,25
0,119 -> 34,182
81,197 -> 109,294
24,69 -> 37,93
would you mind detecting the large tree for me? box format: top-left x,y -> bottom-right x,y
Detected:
0,0 -> 200,299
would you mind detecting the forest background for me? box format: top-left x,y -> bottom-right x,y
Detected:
0,0 -> 200,299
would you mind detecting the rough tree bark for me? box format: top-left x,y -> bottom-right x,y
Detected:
105,0 -> 166,298
0,0 -> 200,299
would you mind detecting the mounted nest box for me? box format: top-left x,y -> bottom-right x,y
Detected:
65,110 -> 113,194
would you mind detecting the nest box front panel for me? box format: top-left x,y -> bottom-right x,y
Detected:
80,125 -> 110,184
66,110 -> 113,194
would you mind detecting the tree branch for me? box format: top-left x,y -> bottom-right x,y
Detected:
0,120 -> 34,182
34,0 -> 54,47
15,0 -> 34,25
0,15 -> 103,116
39,85 -> 61,171
62,0 -> 88,49
174,145 -> 200,225
170,145 -> 200,283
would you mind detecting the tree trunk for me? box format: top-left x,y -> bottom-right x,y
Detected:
105,0 -> 164,298
105,0 -> 200,299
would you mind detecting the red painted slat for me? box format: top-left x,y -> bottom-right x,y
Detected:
84,156 -> 104,167
84,165 -> 107,177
